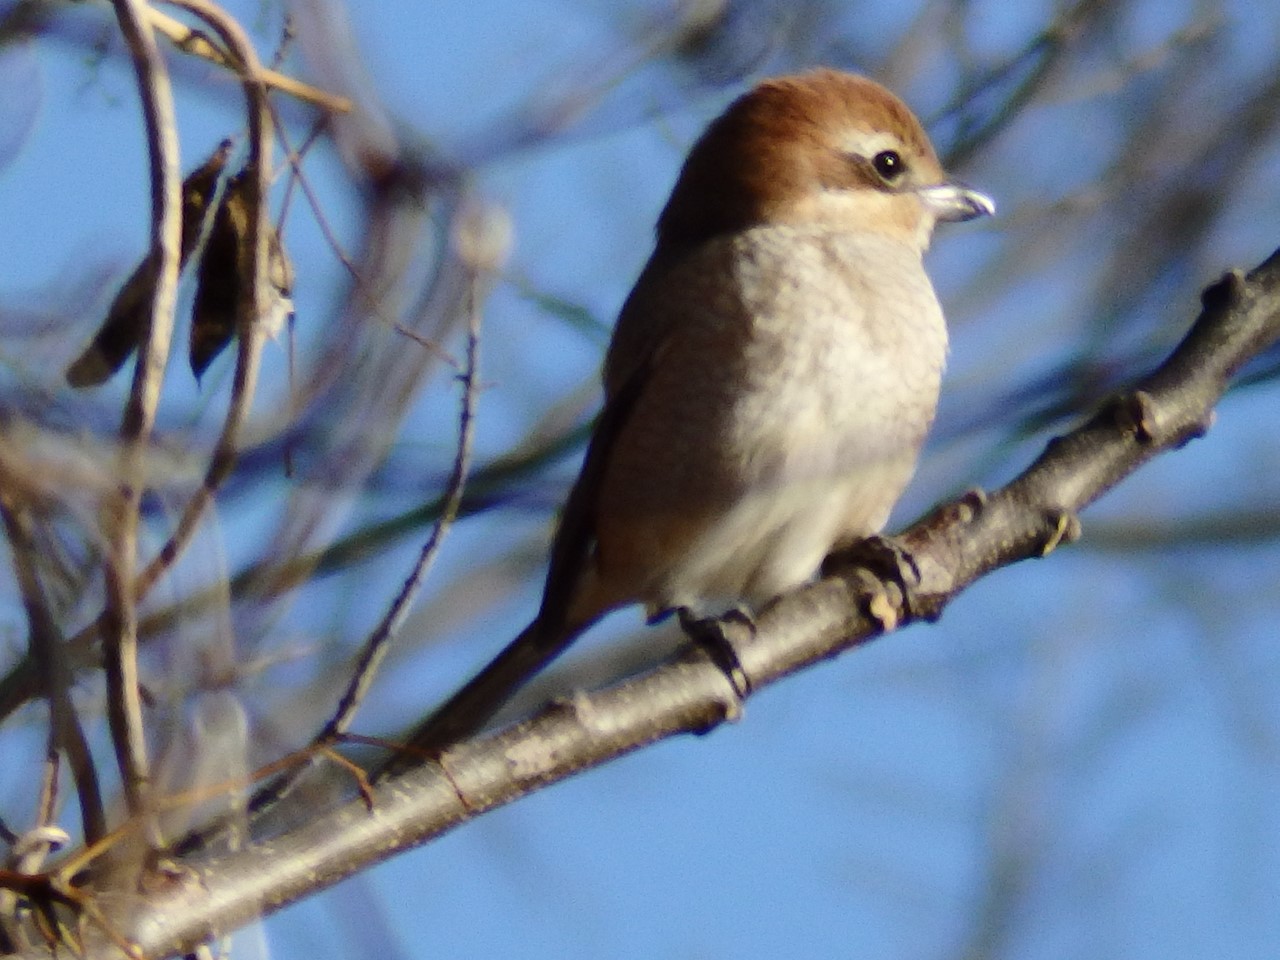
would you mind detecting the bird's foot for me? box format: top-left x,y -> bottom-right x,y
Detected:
678,606 -> 754,721
823,534 -> 922,630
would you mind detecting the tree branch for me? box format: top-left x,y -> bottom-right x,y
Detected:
40,246 -> 1280,959
102,0 -> 183,818
135,0 -> 274,600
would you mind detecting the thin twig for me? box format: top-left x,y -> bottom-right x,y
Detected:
273,113 -> 324,228
270,106 -> 321,480
268,106 -> 459,367
0,499 -> 106,845
938,0 -> 1108,169
145,5 -> 350,113
0,497 -> 94,952
322,231 -> 486,740
103,0 -> 184,818
135,0 -> 274,603
179,204 -> 497,853
269,11 -> 294,71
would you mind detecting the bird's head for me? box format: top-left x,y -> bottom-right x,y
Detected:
656,69 -> 994,252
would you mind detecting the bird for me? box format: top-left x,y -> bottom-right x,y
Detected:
397,68 -> 993,761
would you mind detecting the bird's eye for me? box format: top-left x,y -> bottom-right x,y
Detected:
872,150 -> 905,183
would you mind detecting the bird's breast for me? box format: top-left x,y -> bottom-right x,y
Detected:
719,225 -> 947,485
588,224 -> 949,616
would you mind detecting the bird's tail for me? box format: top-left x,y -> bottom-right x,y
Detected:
377,615 -> 576,777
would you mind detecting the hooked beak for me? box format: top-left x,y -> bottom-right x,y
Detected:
918,182 -> 996,223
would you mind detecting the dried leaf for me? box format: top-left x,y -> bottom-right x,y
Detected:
65,138 -> 235,388
190,170 -> 294,380
189,170 -> 249,381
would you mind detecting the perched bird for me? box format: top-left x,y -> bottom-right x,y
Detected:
401,68 -> 993,757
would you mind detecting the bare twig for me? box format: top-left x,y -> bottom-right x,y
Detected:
269,11 -> 295,71
268,106 -> 459,367
103,0 -> 184,818
145,5 -> 350,113
0,499 -> 106,846
0,496 -> 96,952
937,0 -> 1109,168
174,201 -> 505,856
321,213 -> 491,741
135,0 -> 274,601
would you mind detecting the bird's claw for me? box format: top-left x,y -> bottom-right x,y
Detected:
678,606 -> 754,722
823,534 -> 922,629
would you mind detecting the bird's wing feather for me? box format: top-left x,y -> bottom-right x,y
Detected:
537,252 -> 688,630
382,263 -> 675,759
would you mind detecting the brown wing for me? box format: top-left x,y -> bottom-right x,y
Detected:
535,251 -> 682,634
385,254 -> 680,758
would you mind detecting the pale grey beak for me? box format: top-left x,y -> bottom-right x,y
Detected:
918,182 -> 996,223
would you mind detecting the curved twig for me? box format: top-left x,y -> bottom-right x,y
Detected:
0,500 -> 106,845
135,0 -> 273,602
145,5 -> 351,113
323,228 -> 488,740
103,0 -> 184,817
